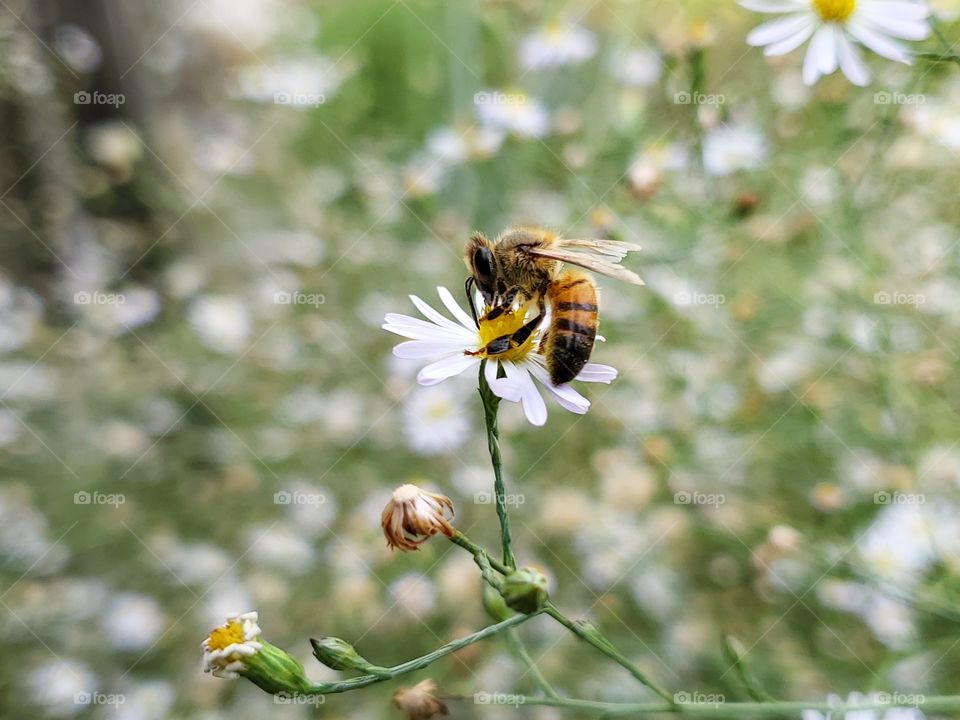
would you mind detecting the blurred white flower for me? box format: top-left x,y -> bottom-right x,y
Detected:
475,91 -> 551,139
802,691 -> 926,719
0,487 -> 68,573
111,680 -> 174,720
611,47 -> 663,86
858,504 -> 935,586
402,385 -> 470,455
245,524 -> 315,574
702,122 -> 768,176
388,572 -> 437,617
862,592 -> 915,648
0,277 -> 42,351
188,295 -> 251,354
235,56 -> 349,107
742,0 -> 932,86
53,25 -> 102,74
628,142 -> 690,196
519,22 -> 598,70
27,658 -> 97,717
426,125 -> 505,163
103,593 -> 166,651
382,287 -> 618,426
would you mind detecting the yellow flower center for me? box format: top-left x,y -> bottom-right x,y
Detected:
812,0 -> 856,22
206,619 -> 245,651
472,305 -> 537,362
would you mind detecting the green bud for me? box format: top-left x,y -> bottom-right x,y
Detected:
241,641 -> 313,695
500,567 -> 548,614
482,582 -> 513,622
310,636 -> 389,676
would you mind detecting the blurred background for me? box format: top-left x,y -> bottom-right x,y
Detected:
3,0 -> 960,718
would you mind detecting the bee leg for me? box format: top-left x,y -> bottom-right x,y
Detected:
481,312 -> 545,357
482,286 -> 521,322
465,276 -> 480,327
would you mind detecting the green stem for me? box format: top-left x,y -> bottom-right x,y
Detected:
478,361 -> 516,569
450,531 -> 509,584
303,613 -> 538,695
544,602 -> 674,704
504,627 -> 560,699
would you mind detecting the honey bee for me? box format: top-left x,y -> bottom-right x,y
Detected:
464,226 -> 642,385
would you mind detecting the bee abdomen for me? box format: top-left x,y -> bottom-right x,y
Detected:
545,271 -> 598,385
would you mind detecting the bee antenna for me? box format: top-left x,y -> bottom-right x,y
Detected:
464,276 -> 480,327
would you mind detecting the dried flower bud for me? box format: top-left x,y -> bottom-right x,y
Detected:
393,678 -> 448,720
500,567 -> 548,614
381,484 -> 455,551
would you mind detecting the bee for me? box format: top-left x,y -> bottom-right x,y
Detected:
464,226 -> 642,385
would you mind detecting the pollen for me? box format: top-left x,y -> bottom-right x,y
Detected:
474,304 -> 538,362
206,619 -> 246,651
812,0 -> 856,22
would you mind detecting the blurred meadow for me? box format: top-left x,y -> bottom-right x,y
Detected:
3,0 -> 960,718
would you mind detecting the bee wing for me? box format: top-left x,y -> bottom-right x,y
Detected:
528,247 -> 644,284
557,238 -> 642,261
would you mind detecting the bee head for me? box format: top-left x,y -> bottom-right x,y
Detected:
465,232 -> 498,305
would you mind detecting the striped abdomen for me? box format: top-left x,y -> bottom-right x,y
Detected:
543,270 -> 598,384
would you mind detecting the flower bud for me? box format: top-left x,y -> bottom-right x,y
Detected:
381,484 -> 455,551
500,567 -> 548,614
310,636 -> 388,676
393,679 -> 447,720
482,583 -> 512,622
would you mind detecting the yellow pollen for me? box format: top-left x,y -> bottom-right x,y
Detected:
206,619 -> 245,651
472,305 -> 537,362
812,0 -> 856,22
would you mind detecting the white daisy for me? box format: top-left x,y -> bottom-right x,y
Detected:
201,611 -> 263,678
742,0 -> 932,86
518,22 -> 598,70
475,91 -> 551,139
382,287 -> 617,426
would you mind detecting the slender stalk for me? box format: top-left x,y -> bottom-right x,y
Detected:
478,361 -> 516,569
505,627 -> 560,699
544,603 -> 674,704
303,613 -> 539,695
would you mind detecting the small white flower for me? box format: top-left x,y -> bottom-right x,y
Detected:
475,92 -> 551,139
403,384 -> 471,455
188,295 -> 251,354
702,122 -> 768,176
519,22 -> 598,70
742,0 -> 932,87
201,611 -> 263,678
611,48 -> 663,87
382,287 -> 618,426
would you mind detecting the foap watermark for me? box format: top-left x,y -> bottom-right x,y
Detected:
876,692 -> 925,708
74,692 -> 125,707
674,691 -> 725,708
474,491 -> 525,507
673,91 -> 725,106
473,90 -> 526,106
274,91 -> 326,107
74,290 -> 126,306
674,291 -> 725,308
874,91 -> 925,106
74,90 -> 125,108
274,692 -> 325,706
474,691 -> 525,707
274,490 -> 326,508
873,291 -> 924,307
874,490 -> 925,506
674,490 -> 725,508
274,291 -> 325,308
74,490 -> 125,507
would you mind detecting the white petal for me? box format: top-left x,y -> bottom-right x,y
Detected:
437,286 -> 477,330
837,31 -> 872,85
503,361 -> 547,426
803,25 -> 836,84
486,360 -> 524,402
859,1 -> 931,22
763,17 -> 816,55
848,21 -> 910,62
747,13 -> 815,46
575,362 -> 618,383
858,13 -> 930,40
740,0 -> 805,11
410,294 -> 467,333
383,313 -> 474,341
417,353 -> 477,385
527,363 -> 591,414
393,340 -> 471,359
